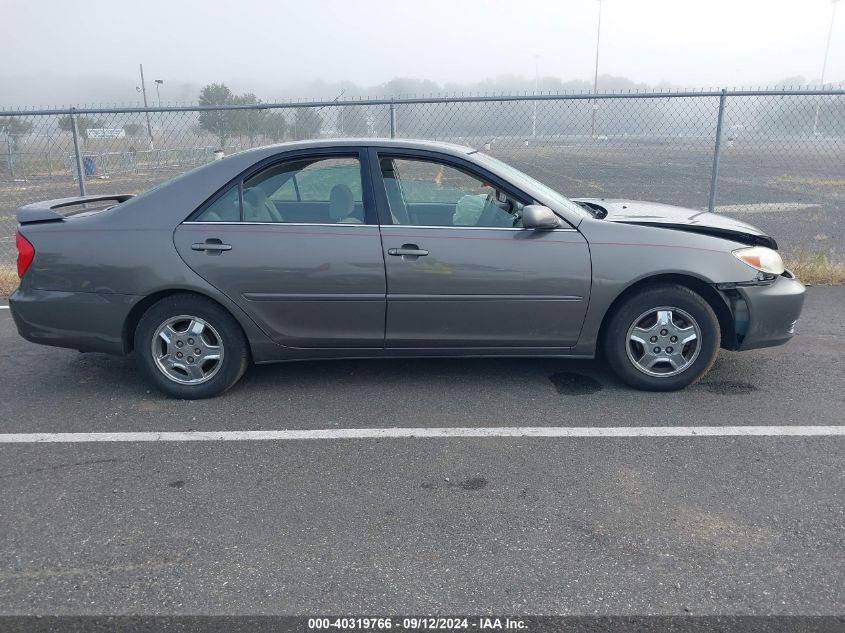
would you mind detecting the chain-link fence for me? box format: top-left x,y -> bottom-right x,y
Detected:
1,88 -> 843,291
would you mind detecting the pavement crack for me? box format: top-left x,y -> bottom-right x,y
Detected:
0,457 -> 125,480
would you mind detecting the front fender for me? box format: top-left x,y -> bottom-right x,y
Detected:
572,219 -> 762,355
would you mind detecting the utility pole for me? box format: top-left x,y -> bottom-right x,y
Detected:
139,64 -> 154,148
336,89 -> 346,136
5,131 -> 13,180
591,0 -> 603,137
70,111 -> 87,196
813,0 -> 840,135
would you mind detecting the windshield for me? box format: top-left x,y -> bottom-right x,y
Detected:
471,152 -> 590,219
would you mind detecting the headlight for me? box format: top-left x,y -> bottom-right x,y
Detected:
732,246 -> 784,275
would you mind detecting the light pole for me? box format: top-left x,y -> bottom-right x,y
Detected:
532,53 -> 539,138
813,0 -> 840,136
590,0 -> 603,137
154,80 -> 165,145
531,53 -> 540,138
138,64 -> 154,148
154,79 -> 164,107
336,89 -> 346,136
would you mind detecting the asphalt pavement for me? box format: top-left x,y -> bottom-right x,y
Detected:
0,287 -> 842,615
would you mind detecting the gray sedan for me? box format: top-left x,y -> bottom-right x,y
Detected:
10,139 -> 805,398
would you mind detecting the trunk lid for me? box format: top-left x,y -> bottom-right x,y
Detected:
16,194 -> 134,225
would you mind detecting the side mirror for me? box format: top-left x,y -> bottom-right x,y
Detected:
522,205 -> 559,230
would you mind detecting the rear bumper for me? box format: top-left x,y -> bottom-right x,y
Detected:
9,286 -> 139,355
737,273 -> 806,351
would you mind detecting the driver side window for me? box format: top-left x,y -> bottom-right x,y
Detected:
380,157 -> 524,228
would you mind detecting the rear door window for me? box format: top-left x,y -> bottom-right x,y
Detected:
194,155 -> 368,224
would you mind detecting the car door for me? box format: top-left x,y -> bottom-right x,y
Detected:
372,149 -> 591,349
174,149 -> 386,348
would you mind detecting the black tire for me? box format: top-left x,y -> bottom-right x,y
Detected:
134,293 -> 250,399
602,284 -> 720,391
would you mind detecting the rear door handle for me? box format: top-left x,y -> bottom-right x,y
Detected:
191,239 -> 232,253
387,244 -> 429,257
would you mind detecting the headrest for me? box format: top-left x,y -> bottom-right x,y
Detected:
329,184 -> 355,219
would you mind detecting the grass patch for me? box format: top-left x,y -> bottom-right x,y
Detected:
776,175 -> 845,187
0,266 -> 18,297
785,251 -> 845,285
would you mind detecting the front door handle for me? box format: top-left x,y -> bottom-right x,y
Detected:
191,238 -> 232,254
387,244 -> 429,258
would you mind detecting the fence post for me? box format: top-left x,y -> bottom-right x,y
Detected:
389,98 -> 396,138
708,89 -> 727,213
5,133 -> 13,180
70,109 -> 87,196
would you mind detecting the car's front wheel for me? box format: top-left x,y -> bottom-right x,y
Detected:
602,284 -> 720,391
135,294 -> 250,399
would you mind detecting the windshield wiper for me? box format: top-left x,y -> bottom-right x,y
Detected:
575,201 -> 608,219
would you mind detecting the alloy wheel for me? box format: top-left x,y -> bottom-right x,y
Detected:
625,306 -> 702,377
151,315 -> 224,385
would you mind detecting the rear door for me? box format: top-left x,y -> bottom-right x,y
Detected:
372,150 -> 592,349
174,149 -> 387,348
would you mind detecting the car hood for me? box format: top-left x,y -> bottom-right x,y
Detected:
572,198 -> 778,249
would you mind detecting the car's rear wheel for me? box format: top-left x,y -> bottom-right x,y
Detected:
602,284 -> 720,391
135,294 -> 249,399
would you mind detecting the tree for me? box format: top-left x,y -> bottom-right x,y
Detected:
57,115 -> 104,140
378,77 -> 440,96
291,107 -> 322,140
260,112 -> 288,142
198,84 -> 272,147
229,92 -> 266,144
123,123 -> 143,137
0,117 -> 33,150
198,83 -> 236,148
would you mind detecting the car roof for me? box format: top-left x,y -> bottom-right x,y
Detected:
226,138 -> 477,160
108,136 -> 587,229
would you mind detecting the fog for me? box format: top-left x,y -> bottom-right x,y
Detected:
1,0 -> 842,107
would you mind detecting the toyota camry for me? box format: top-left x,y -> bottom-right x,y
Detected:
10,139 -> 805,398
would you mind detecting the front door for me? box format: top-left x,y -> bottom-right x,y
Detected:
374,152 -> 591,349
174,151 -> 386,348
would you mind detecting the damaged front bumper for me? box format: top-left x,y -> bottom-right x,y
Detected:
718,271 -> 806,351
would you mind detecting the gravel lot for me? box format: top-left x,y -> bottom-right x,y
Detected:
1,137 -> 843,284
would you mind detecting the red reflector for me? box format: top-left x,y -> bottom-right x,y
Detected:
16,230 -> 34,278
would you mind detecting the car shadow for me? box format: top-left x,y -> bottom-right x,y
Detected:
240,355 -> 621,393
43,346 -> 772,407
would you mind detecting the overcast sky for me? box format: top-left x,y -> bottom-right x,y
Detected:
1,0 -> 843,105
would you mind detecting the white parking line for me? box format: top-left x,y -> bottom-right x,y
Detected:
0,306 -> 9,310
0,426 -> 842,444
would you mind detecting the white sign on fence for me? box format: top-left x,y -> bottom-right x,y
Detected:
86,128 -> 126,139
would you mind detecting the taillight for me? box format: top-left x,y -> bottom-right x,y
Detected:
16,230 -> 34,278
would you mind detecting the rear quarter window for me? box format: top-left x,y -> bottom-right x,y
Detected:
194,184 -> 240,222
